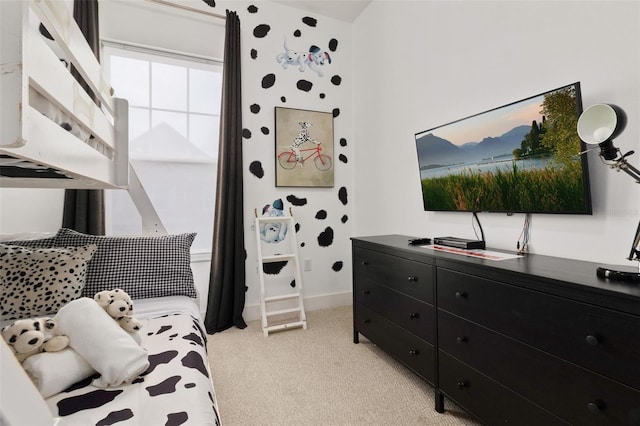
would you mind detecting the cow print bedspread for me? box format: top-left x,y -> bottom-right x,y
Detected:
46,300 -> 220,426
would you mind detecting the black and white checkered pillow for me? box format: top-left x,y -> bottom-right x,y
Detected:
53,229 -> 197,300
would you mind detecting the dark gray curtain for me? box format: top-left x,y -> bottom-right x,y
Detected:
205,10 -> 247,334
63,0 -> 105,235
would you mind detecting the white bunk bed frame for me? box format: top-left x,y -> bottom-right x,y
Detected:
0,0 -> 164,234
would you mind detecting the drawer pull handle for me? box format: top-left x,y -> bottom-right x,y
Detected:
456,336 -> 468,344
455,291 -> 468,299
587,400 -> 606,414
362,290 -> 371,295
408,312 -> 420,319
361,261 -> 369,266
362,319 -> 371,324
457,380 -> 467,390
407,276 -> 418,282
408,349 -> 419,356
586,334 -> 600,346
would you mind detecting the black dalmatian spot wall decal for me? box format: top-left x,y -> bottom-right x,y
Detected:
57,389 -> 124,416
339,154 -> 348,163
201,0 -> 215,7
185,383 -> 196,389
331,75 -> 342,86
332,108 -> 340,118
338,186 -> 348,205
248,5 -> 258,13
341,215 -> 348,224
300,242 -> 306,247
320,93 -> 326,99
249,161 -> 264,178
340,138 -> 347,147
166,412 -> 188,426
332,261 -> 343,272
302,17 -> 317,27
261,127 -> 269,135
329,38 -> 338,52
264,261 -> 288,275
250,104 -> 261,114
294,29 -> 301,37
242,128 -> 252,139
290,279 -> 296,288
39,24 -> 54,40
315,210 -> 327,219
251,49 -> 258,59
262,73 -> 276,88
96,409 -> 134,426
295,223 -> 301,232
146,376 -> 181,396
297,80 -> 313,92
287,195 -> 307,206
318,227 -> 334,247
253,24 -> 270,38
182,351 -> 209,377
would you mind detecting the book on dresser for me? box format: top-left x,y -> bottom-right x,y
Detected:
351,234 -> 640,426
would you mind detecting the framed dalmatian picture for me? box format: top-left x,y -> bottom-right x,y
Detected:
275,107 -> 334,187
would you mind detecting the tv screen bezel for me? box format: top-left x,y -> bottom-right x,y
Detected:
414,82 -> 592,215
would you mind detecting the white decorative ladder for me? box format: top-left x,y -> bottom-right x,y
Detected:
254,210 -> 307,337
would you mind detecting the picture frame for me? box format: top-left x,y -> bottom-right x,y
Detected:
275,107 -> 334,187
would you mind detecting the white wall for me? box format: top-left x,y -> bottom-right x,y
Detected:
352,1 -> 640,266
3,0 -> 639,319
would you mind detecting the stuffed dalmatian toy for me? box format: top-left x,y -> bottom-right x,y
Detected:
259,198 -> 289,244
1,317 -> 69,362
94,289 -> 143,334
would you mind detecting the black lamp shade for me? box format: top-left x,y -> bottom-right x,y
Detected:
577,104 -> 627,159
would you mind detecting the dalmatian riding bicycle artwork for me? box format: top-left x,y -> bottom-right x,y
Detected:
275,107 -> 334,187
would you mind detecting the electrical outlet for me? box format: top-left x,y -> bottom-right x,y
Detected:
303,258 -> 312,271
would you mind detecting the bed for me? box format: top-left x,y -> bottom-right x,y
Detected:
1,230 -> 221,425
1,0 -> 128,188
0,1 -> 219,424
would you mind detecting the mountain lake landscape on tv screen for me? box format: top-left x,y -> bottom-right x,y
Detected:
415,84 -> 591,213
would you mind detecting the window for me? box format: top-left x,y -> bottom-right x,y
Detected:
102,42 -> 222,257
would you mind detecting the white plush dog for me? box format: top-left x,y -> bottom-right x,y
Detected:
306,45 -> 332,77
94,289 -> 143,334
1,318 -> 69,362
276,38 -> 307,72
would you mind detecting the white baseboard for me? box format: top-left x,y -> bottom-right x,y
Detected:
242,291 -> 352,323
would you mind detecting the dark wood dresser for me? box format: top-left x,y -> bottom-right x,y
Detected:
352,234 -> 640,425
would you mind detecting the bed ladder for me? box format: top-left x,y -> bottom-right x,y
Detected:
254,209 -> 307,337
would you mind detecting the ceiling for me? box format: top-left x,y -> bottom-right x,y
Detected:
271,0 -> 372,23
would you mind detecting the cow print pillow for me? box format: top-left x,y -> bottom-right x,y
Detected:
0,243 -> 97,321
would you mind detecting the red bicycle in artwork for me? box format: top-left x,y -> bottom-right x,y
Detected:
277,143 -> 332,171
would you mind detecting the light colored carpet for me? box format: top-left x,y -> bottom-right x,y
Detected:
207,305 -> 482,426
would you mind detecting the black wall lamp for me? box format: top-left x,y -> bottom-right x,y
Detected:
577,103 -> 640,282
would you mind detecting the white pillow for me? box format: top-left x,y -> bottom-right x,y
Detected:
55,298 -> 149,388
22,348 -> 96,398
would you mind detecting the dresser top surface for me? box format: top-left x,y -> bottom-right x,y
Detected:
352,234 -> 640,315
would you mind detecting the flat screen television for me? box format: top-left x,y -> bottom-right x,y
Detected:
414,82 -> 592,214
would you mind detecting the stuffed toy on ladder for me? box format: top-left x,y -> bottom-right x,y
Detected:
254,199 -> 307,337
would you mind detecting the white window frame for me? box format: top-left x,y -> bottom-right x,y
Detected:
101,40 -> 222,261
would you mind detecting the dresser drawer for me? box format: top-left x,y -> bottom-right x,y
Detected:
355,278 -> 434,343
355,303 -> 434,383
437,268 -> 640,390
353,247 -> 433,303
439,352 -> 568,426
438,310 -> 640,426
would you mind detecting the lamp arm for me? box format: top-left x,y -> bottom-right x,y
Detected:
618,160 -> 640,184
629,220 -> 640,262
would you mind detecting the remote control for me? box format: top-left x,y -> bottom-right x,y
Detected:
408,238 -> 431,246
